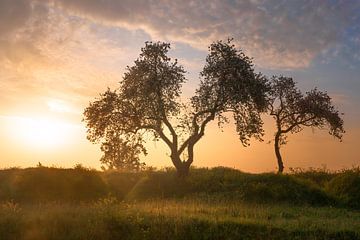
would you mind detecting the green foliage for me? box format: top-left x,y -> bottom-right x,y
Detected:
100,136 -> 146,172
125,169 -> 190,200
1,167 -> 360,209
102,170 -> 145,200
289,167 -> 337,187
236,174 -> 332,205
193,39 -> 268,146
84,40 -> 268,175
83,41 -> 188,174
0,167 -> 360,239
0,200 -> 359,240
0,167 -> 108,203
326,169 -> 360,209
124,167 -> 333,206
268,76 -> 344,140
267,76 -> 345,172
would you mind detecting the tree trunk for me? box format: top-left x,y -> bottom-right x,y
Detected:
171,153 -> 191,177
274,132 -> 284,173
177,162 -> 190,177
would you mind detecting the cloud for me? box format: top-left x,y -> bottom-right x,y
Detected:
1,0 -> 359,71
0,0 -> 359,117
47,0 -> 360,69
0,0 -> 31,35
0,0 -> 137,114
0,1 -> 48,66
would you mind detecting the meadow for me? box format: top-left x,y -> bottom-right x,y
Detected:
0,166 -> 359,239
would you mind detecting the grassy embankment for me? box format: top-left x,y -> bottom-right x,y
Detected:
0,166 -> 359,239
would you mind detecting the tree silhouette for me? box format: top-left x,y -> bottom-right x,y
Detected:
267,76 -> 345,173
84,40 -> 268,176
99,135 -> 146,171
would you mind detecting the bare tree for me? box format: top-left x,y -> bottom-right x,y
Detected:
267,76 -> 345,173
84,40 -> 268,177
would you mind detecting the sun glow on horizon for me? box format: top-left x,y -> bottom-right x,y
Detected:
5,116 -> 78,150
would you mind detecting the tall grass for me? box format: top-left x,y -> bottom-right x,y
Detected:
1,166 -> 360,239
0,199 -> 359,240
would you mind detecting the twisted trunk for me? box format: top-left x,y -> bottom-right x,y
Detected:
171,152 -> 191,177
274,132 -> 284,173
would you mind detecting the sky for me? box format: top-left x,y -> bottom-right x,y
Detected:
0,0 -> 359,172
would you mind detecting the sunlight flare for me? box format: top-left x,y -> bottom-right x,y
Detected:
7,116 -> 77,149
47,99 -> 74,113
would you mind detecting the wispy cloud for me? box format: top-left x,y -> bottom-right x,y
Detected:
2,0 -> 359,70
0,1 -> 136,114
46,0 -> 360,69
0,0 -> 359,118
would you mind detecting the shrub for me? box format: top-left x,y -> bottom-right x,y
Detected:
0,168 -> 108,203
102,170 -> 145,200
326,169 -> 360,209
125,167 -> 334,205
289,167 -> 338,187
125,169 -> 191,200
235,173 -> 333,205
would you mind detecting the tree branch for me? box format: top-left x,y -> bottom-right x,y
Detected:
155,127 -> 173,149
162,116 -> 178,149
178,107 -> 217,155
281,116 -> 317,134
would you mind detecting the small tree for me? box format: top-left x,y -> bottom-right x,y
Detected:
100,135 -> 146,171
267,76 -> 345,173
84,40 -> 268,177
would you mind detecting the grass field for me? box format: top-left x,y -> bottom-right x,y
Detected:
0,166 -> 359,239
1,198 -> 360,240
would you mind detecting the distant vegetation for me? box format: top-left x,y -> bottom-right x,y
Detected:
0,166 -> 360,239
1,166 -> 359,208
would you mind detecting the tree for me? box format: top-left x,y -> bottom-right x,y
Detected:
83,40 -> 268,177
100,135 -> 146,171
267,76 -> 345,173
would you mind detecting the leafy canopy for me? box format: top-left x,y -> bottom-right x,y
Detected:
84,40 -> 268,172
268,76 -> 345,145
192,39 -> 268,146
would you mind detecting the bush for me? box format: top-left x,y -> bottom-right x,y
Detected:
289,167 -> 337,188
125,167 -> 334,206
0,168 -> 108,203
2,166 -> 358,207
326,169 -> 360,209
0,169 -> 19,201
102,170 -> 145,200
235,173 -> 333,205
125,169 -> 191,200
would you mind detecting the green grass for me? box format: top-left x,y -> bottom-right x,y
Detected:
1,166 -> 360,239
1,166 -> 360,207
0,198 -> 359,240
124,168 -> 334,206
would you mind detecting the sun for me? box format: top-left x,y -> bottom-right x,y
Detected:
10,116 -> 75,149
